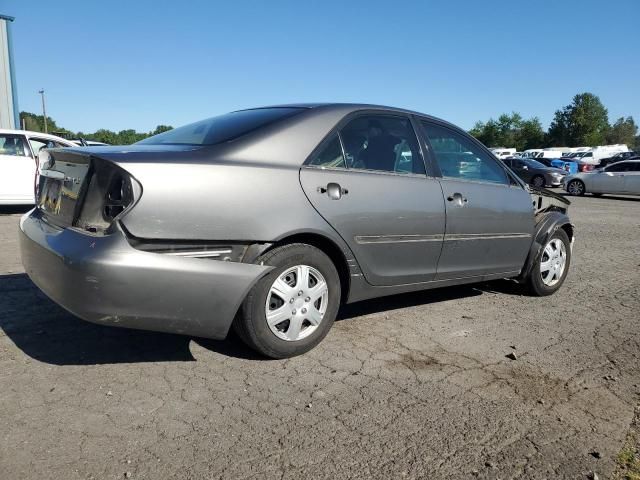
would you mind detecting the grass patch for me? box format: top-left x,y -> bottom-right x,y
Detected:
615,406 -> 640,480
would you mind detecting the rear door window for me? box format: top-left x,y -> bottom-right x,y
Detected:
0,134 -> 31,157
606,163 -> 629,172
627,162 -> 640,172
339,115 -> 426,175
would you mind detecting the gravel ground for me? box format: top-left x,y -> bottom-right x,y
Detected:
0,195 -> 639,480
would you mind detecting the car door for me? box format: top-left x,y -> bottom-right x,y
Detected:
592,162 -> 628,193
622,162 -> 640,194
0,133 -> 36,203
299,113 -> 445,286
418,120 -> 535,280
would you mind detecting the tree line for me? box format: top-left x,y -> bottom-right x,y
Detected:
469,92 -> 638,151
19,111 -> 173,145
19,92 -> 639,150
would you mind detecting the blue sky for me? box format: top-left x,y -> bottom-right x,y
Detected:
3,0 -> 639,133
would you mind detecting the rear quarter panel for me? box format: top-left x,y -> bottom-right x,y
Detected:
118,161 -> 349,248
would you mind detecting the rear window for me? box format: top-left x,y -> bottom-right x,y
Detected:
137,107 -> 304,146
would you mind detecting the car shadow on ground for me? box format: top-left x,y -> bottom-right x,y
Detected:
0,273 -> 284,364
558,192 -> 640,202
0,205 -> 32,216
337,284 -> 484,320
1,272 -> 500,365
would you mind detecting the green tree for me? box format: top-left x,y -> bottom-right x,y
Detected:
547,93 -> 609,147
518,117 -> 545,150
606,116 -> 637,146
547,109 -> 570,146
152,125 -> 173,135
19,111 -> 72,136
88,129 -> 119,145
469,112 -> 545,150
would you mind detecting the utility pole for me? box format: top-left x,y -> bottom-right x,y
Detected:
38,89 -> 48,133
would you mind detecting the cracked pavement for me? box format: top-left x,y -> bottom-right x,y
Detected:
0,195 -> 639,479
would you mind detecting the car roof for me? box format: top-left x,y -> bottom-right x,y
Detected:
55,103 -> 473,168
236,103 -> 458,127
0,128 -> 76,145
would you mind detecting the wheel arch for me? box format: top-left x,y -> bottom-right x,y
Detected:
257,232 -> 352,303
518,211 -> 574,282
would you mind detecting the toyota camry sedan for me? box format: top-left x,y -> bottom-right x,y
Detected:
563,160 -> 640,196
20,104 -> 574,358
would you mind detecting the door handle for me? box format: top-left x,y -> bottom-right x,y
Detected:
318,182 -> 348,200
446,192 -> 468,206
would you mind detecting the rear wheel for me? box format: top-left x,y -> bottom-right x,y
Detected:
530,175 -> 545,188
523,229 -> 571,296
234,243 -> 341,358
567,179 -> 585,196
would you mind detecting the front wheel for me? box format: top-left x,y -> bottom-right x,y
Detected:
566,179 -> 585,196
523,229 -> 571,296
233,243 -> 341,358
530,175 -> 545,188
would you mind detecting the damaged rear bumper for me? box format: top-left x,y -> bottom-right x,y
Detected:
19,209 -> 272,339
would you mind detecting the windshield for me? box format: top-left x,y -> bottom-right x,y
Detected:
137,107 -> 304,145
523,159 -> 546,169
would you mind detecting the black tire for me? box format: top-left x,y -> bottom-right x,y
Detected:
233,243 -> 341,359
530,175 -> 545,188
523,228 -> 571,296
566,179 -> 585,196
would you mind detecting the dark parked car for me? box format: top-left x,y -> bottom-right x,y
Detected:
502,157 -> 567,187
20,104 -> 574,358
598,151 -> 637,167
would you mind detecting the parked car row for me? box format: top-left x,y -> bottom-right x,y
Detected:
495,144 -> 638,194
0,129 -> 109,205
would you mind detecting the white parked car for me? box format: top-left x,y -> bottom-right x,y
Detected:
563,160 -> 640,196
0,129 -> 77,205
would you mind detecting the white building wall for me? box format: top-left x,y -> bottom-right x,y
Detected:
0,17 -> 18,129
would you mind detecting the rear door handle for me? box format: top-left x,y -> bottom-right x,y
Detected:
318,182 -> 348,200
446,192 -> 468,206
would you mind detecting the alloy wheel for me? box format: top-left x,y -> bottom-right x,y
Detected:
567,180 -> 584,195
265,265 -> 329,341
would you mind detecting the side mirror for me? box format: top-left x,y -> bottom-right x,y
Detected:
522,165 -> 529,171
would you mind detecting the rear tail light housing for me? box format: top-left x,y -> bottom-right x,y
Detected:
75,159 -> 141,234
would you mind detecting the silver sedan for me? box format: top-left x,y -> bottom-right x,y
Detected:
563,160 -> 640,196
20,104 -> 574,358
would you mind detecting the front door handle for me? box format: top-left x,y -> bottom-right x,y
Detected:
446,192 -> 468,206
318,182 -> 348,200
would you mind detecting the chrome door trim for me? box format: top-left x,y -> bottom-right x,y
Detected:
444,233 -> 532,241
355,232 -> 531,244
355,234 -> 443,244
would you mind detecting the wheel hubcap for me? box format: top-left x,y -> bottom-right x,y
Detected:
533,177 -> 544,187
568,181 -> 583,195
540,238 -> 567,287
265,265 -> 329,341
